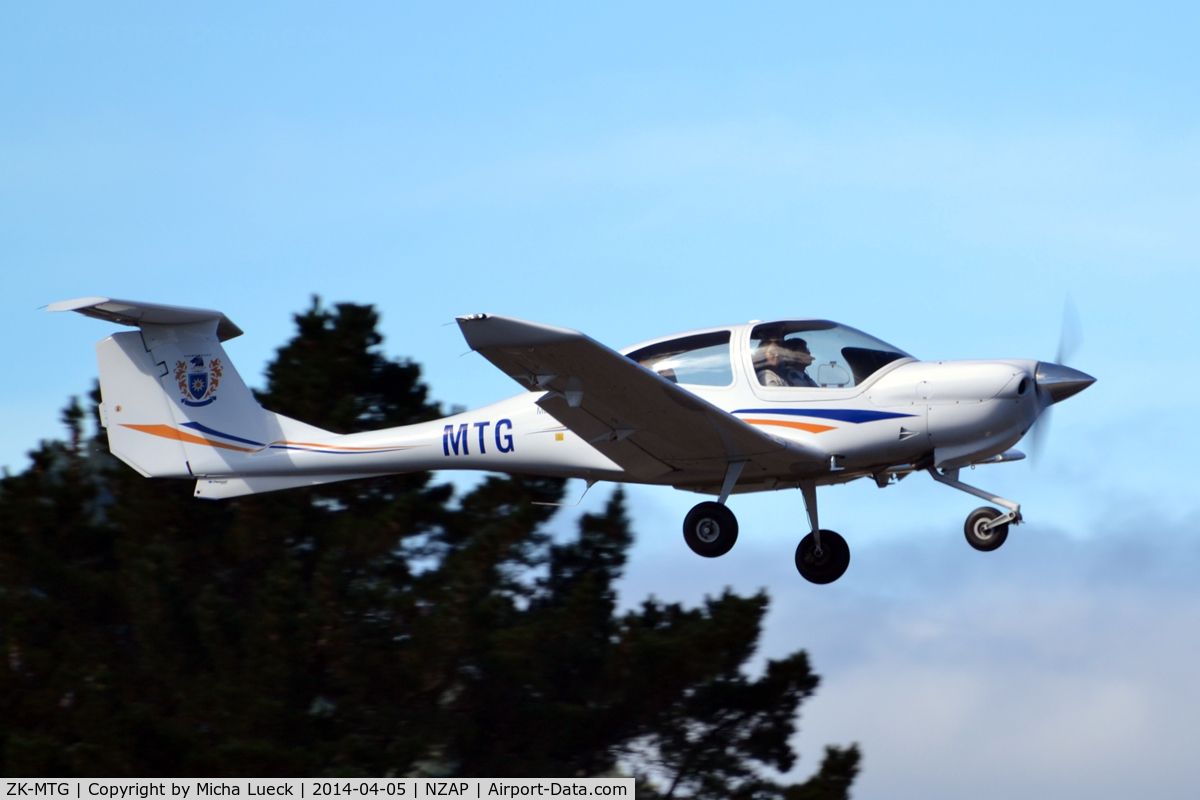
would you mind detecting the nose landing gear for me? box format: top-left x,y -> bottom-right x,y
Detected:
929,468 -> 1022,552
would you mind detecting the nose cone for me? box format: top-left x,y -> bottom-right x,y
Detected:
1035,362 -> 1096,404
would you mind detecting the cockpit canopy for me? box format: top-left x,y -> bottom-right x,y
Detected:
627,331 -> 734,386
626,321 -> 910,389
748,320 -> 910,389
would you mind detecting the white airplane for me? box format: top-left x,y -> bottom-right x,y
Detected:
50,297 -> 1095,584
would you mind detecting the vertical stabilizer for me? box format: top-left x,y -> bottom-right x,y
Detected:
138,318 -> 277,476
52,297 -> 312,479
53,297 -> 428,498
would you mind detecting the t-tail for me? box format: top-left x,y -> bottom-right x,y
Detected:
48,297 -> 433,499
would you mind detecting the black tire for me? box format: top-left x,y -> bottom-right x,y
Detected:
794,530 -> 850,584
964,506 -> 1008,551
682,502 -> 739,557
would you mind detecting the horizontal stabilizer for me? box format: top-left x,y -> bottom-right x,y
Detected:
48,296 -> 243,341
194,473 -> 387,500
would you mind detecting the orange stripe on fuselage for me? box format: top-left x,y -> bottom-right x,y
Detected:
743,418 -> 836,434
121,424 -> 258,452
122,425 -> 403,453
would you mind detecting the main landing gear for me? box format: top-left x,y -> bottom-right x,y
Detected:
683,460 -> 744,558
795,530 -> 850,584
794,481 -> 850,584
683,502 -> 739,557
928,468 -> 1022,552
681,466 -> 851,585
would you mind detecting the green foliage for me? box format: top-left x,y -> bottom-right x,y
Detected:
0,300 -> 859,796
257,297 -> 440,434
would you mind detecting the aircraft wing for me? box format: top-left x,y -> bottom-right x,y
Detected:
456,314 -> 827,483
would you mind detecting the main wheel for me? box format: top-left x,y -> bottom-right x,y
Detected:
964,506 -> 1008,551
683,502 -> 739,557
795,530 -> 850,584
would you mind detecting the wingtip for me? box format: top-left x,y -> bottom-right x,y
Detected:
46,296 -> 111,313
456,314 -> 582,350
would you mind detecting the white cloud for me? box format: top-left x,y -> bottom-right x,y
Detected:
616,504 -> 1200,799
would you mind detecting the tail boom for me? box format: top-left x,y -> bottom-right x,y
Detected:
55,297 -> 626,499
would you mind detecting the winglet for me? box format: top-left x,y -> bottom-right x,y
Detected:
47,296 -> 244,341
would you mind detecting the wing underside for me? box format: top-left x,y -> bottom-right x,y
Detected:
457,315 -> 827,489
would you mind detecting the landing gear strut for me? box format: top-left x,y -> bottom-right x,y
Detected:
795,482 -> 850,584
929,468 -> 1021,552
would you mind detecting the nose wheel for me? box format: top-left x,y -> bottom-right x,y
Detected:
683,501 -> 739,557
795,530 -> 850,584
964,506 -> 1009,551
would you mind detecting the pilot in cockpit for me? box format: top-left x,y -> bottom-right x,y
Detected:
782,338 -> 818,387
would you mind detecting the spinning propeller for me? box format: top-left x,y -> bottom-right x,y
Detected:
1028,299 -> 1095,464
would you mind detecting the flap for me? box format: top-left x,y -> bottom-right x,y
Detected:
457,314 -> 826,481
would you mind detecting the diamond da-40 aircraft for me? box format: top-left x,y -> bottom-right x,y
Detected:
51,297 -> 1095,584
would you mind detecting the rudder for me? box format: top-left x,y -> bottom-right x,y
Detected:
95,331 -> 191,477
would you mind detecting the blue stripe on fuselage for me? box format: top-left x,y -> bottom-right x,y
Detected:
732,408 -> 915,423
180,421 -> 266,447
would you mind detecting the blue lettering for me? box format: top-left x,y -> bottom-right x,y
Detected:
495,419 -> 514,453
473,421 -> 491,454
443,423 -> 469,456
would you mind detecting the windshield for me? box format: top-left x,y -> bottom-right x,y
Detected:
749,320 -> 910,389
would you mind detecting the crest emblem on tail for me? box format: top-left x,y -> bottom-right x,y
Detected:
175,355 -> 223,406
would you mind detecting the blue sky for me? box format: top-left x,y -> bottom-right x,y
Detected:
4,2 -> 1199,796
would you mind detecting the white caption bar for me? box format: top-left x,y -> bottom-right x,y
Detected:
1,780 -> 634,799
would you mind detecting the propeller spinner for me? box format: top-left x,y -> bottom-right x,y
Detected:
1028,299 -> 1095,462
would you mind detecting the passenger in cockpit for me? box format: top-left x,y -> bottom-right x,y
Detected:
755,338 -> 818,387
754,339 -> 787,386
